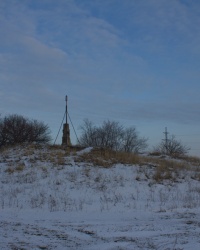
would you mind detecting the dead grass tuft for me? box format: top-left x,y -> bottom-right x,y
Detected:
178,155 -> 200,166
152,159 -> 190,183
76,148 -> 141,167
148,151 -> 162,157
15,163 -> 25,171
5,167 -> 15,174
5,163 -> 25,173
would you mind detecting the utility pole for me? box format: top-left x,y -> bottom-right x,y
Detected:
163,127 -> 169,154
62,95 -> 71,147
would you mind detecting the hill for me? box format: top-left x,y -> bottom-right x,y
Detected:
0,144 -> 200,249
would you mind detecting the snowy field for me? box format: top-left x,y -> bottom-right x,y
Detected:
0,144 -> 200,249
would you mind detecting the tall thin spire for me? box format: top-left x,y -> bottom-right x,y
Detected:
65,95 -> 68,124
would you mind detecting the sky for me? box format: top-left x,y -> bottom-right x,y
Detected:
1,0 -> 200,156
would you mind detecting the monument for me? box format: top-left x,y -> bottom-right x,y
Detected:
62,95 -> 71,146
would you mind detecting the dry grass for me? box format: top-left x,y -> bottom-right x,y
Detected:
2,143 -> 200,184
15,163 -> 25,171
76,148 -> 141,167
191,173 -> 200,181
151,159 -> 191,183
148,151 -> 162,157
2,143 -> 200,215
5,167 -> 15,174
5,163 -> 25,174
178,155 -> 200,166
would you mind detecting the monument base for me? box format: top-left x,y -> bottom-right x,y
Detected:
62,123 -> 71,146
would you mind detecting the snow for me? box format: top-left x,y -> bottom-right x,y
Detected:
76,147 -> 93,156
0,145 -> 200,249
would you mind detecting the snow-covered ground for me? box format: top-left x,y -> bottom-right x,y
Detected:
0,145 -> 200,249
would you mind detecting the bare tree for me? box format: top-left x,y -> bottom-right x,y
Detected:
79,119 -> 148,153
122,127 -> 148,153
0,117 -> 7,147
95,120 -> 124,151
154,135 -> 190,156
0,114 -> 51,147
79,119 -> 98,147
28,120 -> 51,143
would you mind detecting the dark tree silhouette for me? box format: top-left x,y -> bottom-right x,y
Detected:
0,114 -> 51,147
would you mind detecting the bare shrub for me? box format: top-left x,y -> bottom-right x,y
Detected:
79,119 -> 148,153
122,127 -> 148,153
0,114 -> 51,148
154,135 -> 190,157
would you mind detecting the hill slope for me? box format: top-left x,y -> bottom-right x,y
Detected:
0,144 -> 200,249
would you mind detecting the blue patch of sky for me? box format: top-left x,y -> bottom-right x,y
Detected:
27,0 -> 57,11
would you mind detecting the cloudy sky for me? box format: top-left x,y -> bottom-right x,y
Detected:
1,0 -> 200,155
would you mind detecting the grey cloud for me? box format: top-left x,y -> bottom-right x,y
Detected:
1,0 -> 200,150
